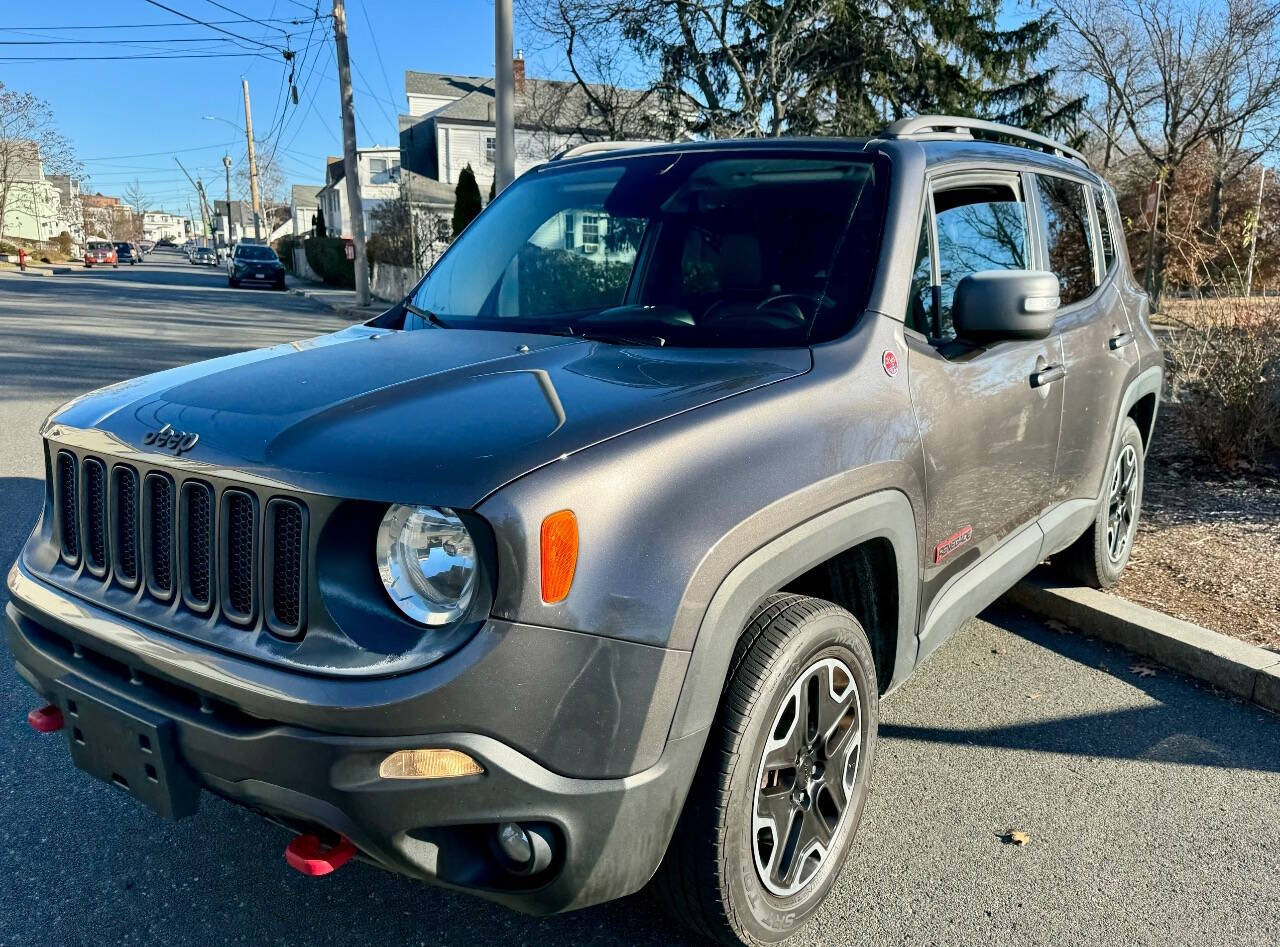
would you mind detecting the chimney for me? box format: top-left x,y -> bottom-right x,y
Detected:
513,49 -> 525,94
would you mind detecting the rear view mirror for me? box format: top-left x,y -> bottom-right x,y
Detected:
953,270 -> 1059,342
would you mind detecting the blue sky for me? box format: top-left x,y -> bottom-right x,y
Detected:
1,1 -> 531,213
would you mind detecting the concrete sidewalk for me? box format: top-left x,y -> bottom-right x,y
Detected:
286,277 -> 385,321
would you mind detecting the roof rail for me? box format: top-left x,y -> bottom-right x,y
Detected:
552,140 -> 669,161
881,115 -> 1090,170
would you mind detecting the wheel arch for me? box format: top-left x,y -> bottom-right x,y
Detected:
667,489 -> 919,743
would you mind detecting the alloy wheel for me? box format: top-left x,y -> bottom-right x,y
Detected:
1106,443 -> 1139,562
752,656 -> 861,897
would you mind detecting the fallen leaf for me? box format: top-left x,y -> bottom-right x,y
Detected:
1025,692 -> 1041,700
1130,661 -> 1160,678
1001,829 -> 1031,846
1045,619 -> 1076,635
991,647 -> 1006,655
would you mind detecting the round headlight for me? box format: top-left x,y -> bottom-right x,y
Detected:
376,505 -> 477,625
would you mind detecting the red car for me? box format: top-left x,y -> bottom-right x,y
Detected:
83,240 -> 118,268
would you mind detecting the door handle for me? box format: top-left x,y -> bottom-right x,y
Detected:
1030,364 -> 1067,388
1109,331 -> 1134,350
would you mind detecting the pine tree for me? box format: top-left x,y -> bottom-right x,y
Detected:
488,176 -> 496,204
452,164 -> 482,237
313,207 -> 326,238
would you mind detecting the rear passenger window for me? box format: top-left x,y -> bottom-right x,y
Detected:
1035,175 -> 1098,305
932,183 -> 1030,340
1093,187 -> 1117,273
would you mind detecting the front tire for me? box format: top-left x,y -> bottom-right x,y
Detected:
1058,416 -> 1145,588
652,593 -> 878,945
228,277 -> 239,288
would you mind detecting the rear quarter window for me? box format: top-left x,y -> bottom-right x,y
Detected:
1034,175 -> 1098,305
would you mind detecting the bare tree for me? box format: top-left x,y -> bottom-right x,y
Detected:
0,82 -> 79,242
1052,0 -> 1280,300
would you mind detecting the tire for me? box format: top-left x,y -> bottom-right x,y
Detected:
1057,416 -> 1145,589
112,263 -> 118,269
228,278 -> 239,288
651,593 -> 878,946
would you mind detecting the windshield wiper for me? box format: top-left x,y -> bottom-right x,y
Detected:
546,326 -> 666,347
404,301 -> 450,328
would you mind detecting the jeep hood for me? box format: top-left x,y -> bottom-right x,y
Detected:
47,325 -> 810,507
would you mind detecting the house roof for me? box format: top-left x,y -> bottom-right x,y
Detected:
401,170 -> 455,206
405,71 -> 492,98
291,184 -> 324,207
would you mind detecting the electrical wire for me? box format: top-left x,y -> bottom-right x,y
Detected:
140,0 -> 285,52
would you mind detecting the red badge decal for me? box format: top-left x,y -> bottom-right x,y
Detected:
934,525 -> 974,563
882,350 -> 899,377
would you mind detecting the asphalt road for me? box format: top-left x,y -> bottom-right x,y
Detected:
0,252 -> 1276,947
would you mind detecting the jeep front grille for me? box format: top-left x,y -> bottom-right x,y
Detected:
50,447 -> 308,637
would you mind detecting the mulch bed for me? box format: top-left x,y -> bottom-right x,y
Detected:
1114,404 -> 1280,653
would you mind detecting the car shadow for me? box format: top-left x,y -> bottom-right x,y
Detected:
882,602 -> 1280,774
0,477 -> 44,600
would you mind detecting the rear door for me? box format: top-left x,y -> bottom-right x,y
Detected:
905,170 -> 1065,652
1033,175 -> 1141,526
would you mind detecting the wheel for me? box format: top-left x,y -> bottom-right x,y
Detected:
228,278 -> 239,288
651,593 -> 878,946
1057,416 -> 1144,589
112,263 -> 118,269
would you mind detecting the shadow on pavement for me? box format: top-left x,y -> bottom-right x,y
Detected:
0,477 -> 43,592
883,603 -> 1280,774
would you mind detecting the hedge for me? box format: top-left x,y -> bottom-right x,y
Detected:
274,235 -> 303,273
304,236 -> 354,288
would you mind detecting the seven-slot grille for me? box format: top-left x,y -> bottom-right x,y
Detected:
53,450 -> 308,637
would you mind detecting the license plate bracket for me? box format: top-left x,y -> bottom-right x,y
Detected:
52,676 -> 200,819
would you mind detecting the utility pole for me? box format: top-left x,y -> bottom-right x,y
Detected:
1244,166 -> 1267,298
332,0 -> 369,306
223,155 -> 233,252
493,0 -> 515,193
242,78 -> 263,240
174,157 -> 212,248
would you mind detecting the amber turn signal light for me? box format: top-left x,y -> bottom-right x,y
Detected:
540,510 -> 578,604
379,748 -> 484,780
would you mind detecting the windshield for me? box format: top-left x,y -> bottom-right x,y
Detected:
115,243 -> 130,252
404,150 -> 885,346
88,242 -> 110,251
236,245 -> 277,261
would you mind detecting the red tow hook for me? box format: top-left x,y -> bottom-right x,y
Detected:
27,704 -> 64,733
284,834 -> 357,877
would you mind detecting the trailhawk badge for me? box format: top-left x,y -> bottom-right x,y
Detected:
934,525 -> 973,563
143,423 -> 200,456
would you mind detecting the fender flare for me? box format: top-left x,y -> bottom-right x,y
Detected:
1096,363 -> 1164,499
667,488 -> 919,741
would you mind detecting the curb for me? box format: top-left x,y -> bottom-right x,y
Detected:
288,286 -> 382,321
1006,571 -> 1280,713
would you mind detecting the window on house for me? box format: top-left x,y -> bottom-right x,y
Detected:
581,214 -> 600,253
485,136 -> 496,164
370,158 -> 388,173
563,212 -> 576,250
1035,174 -> 1098,305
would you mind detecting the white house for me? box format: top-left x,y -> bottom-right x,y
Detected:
290,183 -> 324,237
47,175 -> 84,251
142,210 -> 186,243
0,143 -> 62,243
315,147 -> 402,239
398,54 -> 656,195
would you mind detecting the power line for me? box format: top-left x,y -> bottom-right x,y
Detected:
140,0 -> 285,51
202,0 -> 294,34
357,0 -> 398,113
82,141 -> 241,161
0,18 -> 312,31
0,51 -> 275,61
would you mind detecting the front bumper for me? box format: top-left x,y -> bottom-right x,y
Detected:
5,562 -> 702,914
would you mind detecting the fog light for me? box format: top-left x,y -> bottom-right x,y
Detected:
379,748 -> 484,780
497,822 -> 533,865
492,821 -> 555,875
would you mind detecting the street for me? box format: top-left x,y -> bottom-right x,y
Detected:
0,253 -> 1277,947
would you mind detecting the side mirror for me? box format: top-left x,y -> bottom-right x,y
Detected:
953,270 -> 1059,342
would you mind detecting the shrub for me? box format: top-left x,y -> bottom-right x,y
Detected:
0,240 -> 18,256
274,235 -> 303,273
452,163 -> 482,237
55,231 -> 73,256
304,236 -> 354,287
1163,297 -> 1280,471
305,236 -> 353,286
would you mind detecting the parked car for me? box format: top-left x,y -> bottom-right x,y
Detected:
227,243 -> 286,289
114,242 -> 137,265
157,238 -> 175,248
139,241 -> 155,256
82,240 -> 117,268
193,246 -> 217,266
7,117 -> 1162,946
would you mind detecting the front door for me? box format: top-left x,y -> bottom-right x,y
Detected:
903,171 -> 1065,652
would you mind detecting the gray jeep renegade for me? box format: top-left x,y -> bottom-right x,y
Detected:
7,116 -> 1162,945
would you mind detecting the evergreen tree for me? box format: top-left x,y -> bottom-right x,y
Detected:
313,207 -> 326,238
452,164 -> 482,237
488,176 -> 496,204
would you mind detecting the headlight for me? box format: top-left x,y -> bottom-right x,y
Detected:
376,504 -> 477,625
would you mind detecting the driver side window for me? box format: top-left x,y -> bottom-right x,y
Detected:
927,181 -> 1031,342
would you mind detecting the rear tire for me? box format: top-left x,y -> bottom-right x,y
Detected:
1057,416 -> 1145,589
228,278 -> 239,288
651,593 -> 878,946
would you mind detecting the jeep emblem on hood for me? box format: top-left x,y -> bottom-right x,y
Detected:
143,423 -> 199,455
